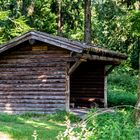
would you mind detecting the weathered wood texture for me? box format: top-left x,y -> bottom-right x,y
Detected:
70,61 -> 105,107
0,42 -> 70,114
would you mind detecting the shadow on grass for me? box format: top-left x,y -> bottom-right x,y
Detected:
0,112 -> 67,140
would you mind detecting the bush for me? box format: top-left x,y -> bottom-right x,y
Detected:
108,91 -> 137,107
107,68 -> 137,107
108,71 -> 137,95
58,109 -> 140,140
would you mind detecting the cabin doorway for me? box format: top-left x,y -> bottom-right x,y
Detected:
70,61 -> 104,109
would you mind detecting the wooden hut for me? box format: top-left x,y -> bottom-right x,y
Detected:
0,31 -> 127,114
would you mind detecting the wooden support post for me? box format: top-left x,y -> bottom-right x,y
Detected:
105,65 -> 117,76
104,76 -> 108,108
66,64 -> 70,112
68,59 -> 86,75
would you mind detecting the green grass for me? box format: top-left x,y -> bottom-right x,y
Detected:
107,69 -> 138,107
58,108 -> 140,140
0,111 -> 80,140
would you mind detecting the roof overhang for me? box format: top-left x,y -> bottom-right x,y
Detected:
0,30 -> 127,63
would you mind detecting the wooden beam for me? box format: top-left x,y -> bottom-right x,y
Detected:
104,75 -> 108,108
80,54 -> 122,64
105,65 -> 118,76
66,64 -> 70,112
68,59 -> 86,75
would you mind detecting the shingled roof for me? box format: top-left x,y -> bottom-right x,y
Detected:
0,30 -> 127,60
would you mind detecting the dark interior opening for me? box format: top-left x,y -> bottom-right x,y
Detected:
70,61 -> 105,109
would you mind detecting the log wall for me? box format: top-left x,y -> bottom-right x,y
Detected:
0,42 -> 71,114
70,61 -> 105,107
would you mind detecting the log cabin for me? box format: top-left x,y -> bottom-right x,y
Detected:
0,31 -> 127,114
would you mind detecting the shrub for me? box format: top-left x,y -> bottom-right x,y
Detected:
107,68 -> 137,107
108,91 -> 137,107
57,108 -> 140,140
108,71 -> 137,95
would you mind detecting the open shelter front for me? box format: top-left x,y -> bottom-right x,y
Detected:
0,31 -> 127,114
70,61 -> 105,108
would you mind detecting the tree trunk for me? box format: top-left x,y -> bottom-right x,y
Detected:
22,0 -> 27,16
84,0 -> 91,44
57,0 -> 62,36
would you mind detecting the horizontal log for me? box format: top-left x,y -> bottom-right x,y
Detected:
0,95 -> 65,99
0,75 -> 66,80
0,62 -> 67,68
0,111 -> 57,114
0,57 -> 74,64
8,50 -> 68,55
0,83 -> 65,88
0,105 -> 65,111
0,91 -> 65,95
0,71 -> 65,75
0,67 -> 66,72
1,54 -> 70,58
0,103 -> 65,108
0,87 -> 66,91
0,79 -> 65,84
0,72 -> 66,77
0,99 -> 65,103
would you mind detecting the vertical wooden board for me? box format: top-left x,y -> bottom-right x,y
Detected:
104,66 -> 108,108
65,64 -> 70,112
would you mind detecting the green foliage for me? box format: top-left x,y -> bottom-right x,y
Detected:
108,91 -> 136,107
0,9 -> 31,44
107,67 -> 138,107
58,109 -> 140,140
108,69 -> 138,94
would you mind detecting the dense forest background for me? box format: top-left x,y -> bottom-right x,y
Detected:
0,0 -> 140,70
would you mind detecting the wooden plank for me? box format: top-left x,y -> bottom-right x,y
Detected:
105,65 -> 117,76
104,75 -> 107,108
0,83 -> 65,88
0,79 -> 65,84
0,92 -> 65,95
0,87 -> 65,91
66,64 -> 70,112
0,57 -> 74,64
0,75 -> 65,80
81,54 -> 122,64
68,60 -> 82,75
0,62 -> 66,68
0,102 -> 65,107
0,99 -> 65,103
6,50 -> 69,55
0,105 -> 65,111
0,71 -> 65,76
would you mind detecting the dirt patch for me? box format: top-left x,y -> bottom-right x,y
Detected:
0,132 -> 13,140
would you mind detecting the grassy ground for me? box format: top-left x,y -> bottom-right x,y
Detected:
0,111 -> 79,140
